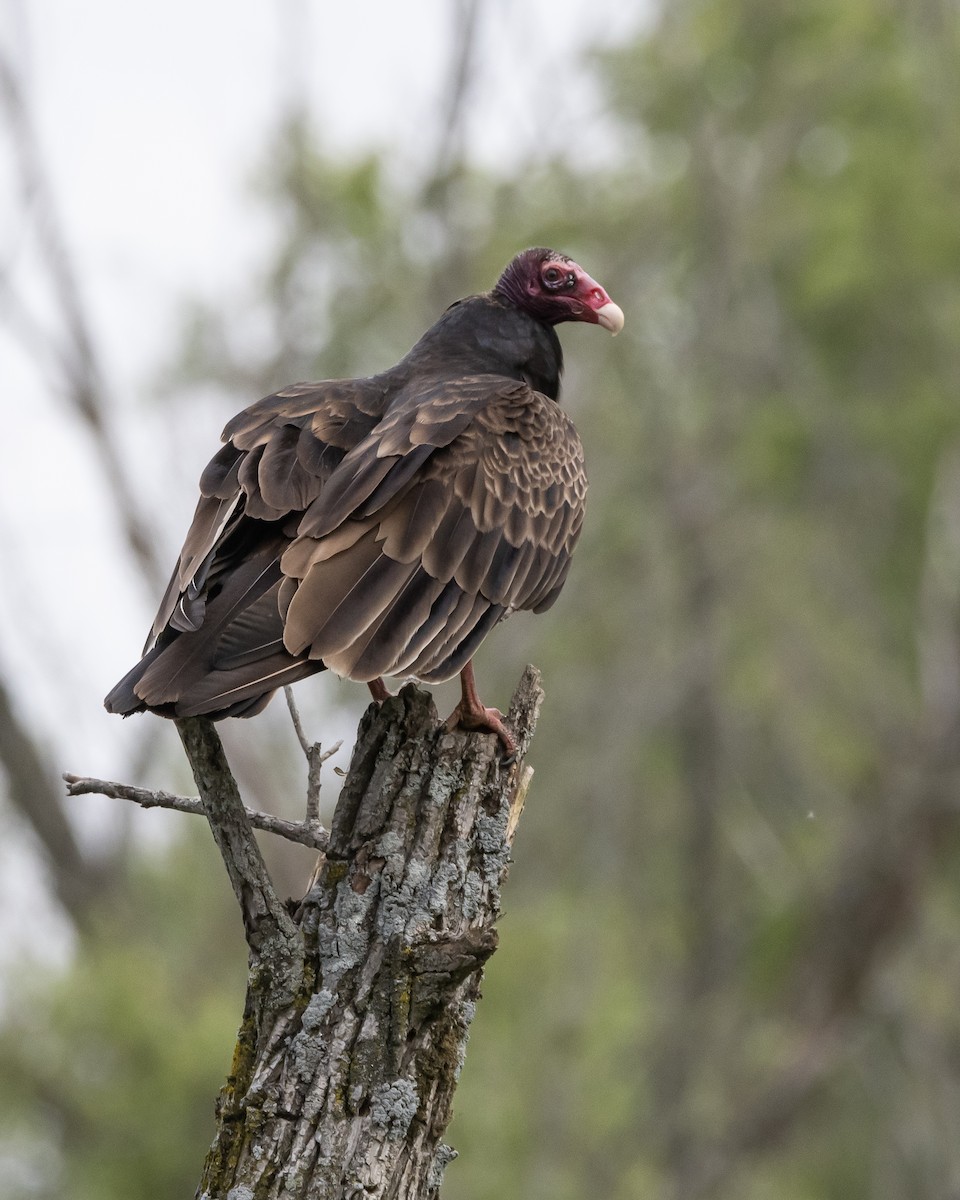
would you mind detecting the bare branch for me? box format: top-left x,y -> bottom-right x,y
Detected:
283,684 -> 342,830
0,48 -> 165,591
0,680 -> 113,922
174,716 -> 304,1015
283,685 -> 313,757
63,772 -> 329,851
431,0 -> 481,182
0,44 -> 166,931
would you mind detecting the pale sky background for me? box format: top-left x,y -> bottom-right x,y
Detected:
0,0 -> 642,970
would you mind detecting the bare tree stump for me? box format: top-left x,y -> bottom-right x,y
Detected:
187,666 -> 542,1199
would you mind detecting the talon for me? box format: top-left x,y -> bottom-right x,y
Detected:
444,702 -> 517,757
367,678 -> 391,704
444,662 -> 517,757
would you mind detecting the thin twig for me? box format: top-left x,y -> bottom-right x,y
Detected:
429,0 -> 481,184
283,685 -> 312,756
63,773 -> 329,851
283,684 -> 342,829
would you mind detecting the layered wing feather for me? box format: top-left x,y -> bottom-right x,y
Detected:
106,369 -> 587,718
105,378 -> 388,716
144,378 -> 387,649
280,377 -> 587,684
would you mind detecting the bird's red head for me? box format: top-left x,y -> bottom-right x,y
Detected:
494,248 -> 624,334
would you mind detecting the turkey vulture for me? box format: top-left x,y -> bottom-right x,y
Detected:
105,248 -> 623,754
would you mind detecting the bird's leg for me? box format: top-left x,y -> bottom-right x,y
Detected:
367,677 -> 391,704
444,660 -> 516,758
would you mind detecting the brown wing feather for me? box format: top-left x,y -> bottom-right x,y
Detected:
257,421 -> 326,512
415,596 -> 506,682
281,382 -> 586,683
414,391 -> 587,615
295,376 -> 528,540
150,378 -> 386,634
108,378 -> 388,715
108,367 -> 586,717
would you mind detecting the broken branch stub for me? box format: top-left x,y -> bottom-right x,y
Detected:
198,666 -> 543,1199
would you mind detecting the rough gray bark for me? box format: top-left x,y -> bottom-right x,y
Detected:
185,667 -> 542,1199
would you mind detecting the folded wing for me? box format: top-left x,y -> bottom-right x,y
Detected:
105,373 -> 586,718
279,376 -> 587,684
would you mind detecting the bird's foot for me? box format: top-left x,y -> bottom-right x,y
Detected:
444,700 -> 517,760
447,661 -> 517,759
367,678 -> 391,704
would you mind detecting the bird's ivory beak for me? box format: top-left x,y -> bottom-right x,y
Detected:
596,301 -> 625,335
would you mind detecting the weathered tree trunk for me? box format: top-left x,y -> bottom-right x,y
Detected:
186,668 -> 542,1199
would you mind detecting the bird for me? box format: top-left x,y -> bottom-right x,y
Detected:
105,248 -> 623,755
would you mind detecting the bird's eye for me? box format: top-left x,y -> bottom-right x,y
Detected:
542,265 -> 572,291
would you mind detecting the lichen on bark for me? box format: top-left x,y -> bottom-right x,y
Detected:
195,667 -> 543,1200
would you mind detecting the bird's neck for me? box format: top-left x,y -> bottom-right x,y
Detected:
399,295 -> 564,400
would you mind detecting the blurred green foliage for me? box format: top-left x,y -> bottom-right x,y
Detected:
0,831 -> 245,1200
7,1 -> 960,1196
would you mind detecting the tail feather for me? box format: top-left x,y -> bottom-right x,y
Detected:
104,530 -> 326,720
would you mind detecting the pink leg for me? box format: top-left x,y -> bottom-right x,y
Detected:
444,661 -> 516,757
368,678 -> 391,704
